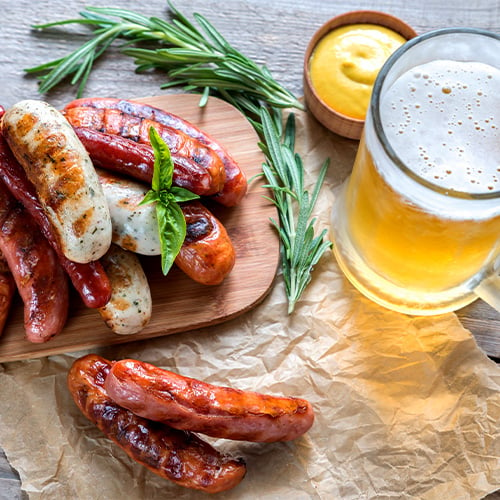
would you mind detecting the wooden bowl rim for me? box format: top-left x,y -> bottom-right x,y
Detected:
303,10 -> 418,139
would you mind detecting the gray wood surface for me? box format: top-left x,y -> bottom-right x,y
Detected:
0,0 -> 499,497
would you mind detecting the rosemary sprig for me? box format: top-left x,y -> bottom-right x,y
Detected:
258,108 -> 332,314
27,2 -> 332,313
26,1 -> 302,110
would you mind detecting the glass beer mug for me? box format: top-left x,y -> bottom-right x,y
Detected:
331,28 -> 500,315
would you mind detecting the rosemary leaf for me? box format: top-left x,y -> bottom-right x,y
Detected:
259,108 -> 332,313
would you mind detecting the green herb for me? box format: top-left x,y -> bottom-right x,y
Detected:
26,1 -> 302,111
258,108 -> 332,313
140,127 -> 199,275
27,3 -> 332,313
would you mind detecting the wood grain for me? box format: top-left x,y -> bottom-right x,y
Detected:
0,94 -> 280,363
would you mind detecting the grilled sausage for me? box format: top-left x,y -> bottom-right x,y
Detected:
68,354 -> 246,493
0,179 -> 68,343
96,169 -> 235,284
97,245 -> 152,335
177,201 -> 235,285
62,105 -> 225,194
1,100 -> 112,263
0,120 -> 111,308
0,252 -> 15,336
96,169 -> 160,256
73,126 -> 219,195
104,358 -> 315,443
63,98 -> 247,205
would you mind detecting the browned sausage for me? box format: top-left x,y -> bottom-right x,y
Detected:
176,201 -> 235,285
0,179 -> 68,343
1,100 -> 112,264
95,169 -> 235,284
72,126 -> 220,196
63,106 -> 226,194
0,122 -> 111,308
0,252 -> 15,336
68,354 -> 246,493
97,244 -> 152,335
104,358 -> 315,443
63,98 -> 247,206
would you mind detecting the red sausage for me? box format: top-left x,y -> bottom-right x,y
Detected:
104,358 -> 315,443
0,180 -> 68,343
177,201 -> 235,285
64,98 -> 247,206
68,354 -> 246,493
73,126 -> 219,195
0,252 -> 15,336
63,106 -> 226,193
0,127 -> 111,308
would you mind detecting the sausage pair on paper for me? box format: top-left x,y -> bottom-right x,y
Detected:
68,354 -> 315,493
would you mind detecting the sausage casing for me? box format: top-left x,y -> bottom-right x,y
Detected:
0,252 -> 15,336
63,98 -> 247,205
96,169 -> 235,285
97,245 -> 152,335
96,169 -> 161,256
0,179 -> 68,342
73,126 -> 219,195
177,201 -> 235,285
0,119 -> 111,308
63,105 -> 225,194
1,100 -> 112,263
68,354 -> 246,493
104,358 -> 315,442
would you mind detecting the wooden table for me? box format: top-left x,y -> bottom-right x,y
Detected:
0,0 -> 498,498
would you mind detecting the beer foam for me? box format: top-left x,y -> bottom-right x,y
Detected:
381,60 -> 500,194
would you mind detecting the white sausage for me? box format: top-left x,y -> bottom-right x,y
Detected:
1,100 -> 112,263
96,169 -> 161,256
97,244 -> 152,335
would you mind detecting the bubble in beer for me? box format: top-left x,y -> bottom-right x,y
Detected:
381,60 -> 500,194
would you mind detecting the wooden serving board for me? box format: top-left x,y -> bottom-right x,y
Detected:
0,94 -> 280,363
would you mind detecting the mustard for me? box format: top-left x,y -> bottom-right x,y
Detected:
309,24 -> 406,120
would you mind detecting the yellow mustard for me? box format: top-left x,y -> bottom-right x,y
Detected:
309,24 -> 406,120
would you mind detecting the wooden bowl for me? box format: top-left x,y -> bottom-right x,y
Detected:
303,11 -> 418,140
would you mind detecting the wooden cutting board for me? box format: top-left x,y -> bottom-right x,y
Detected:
0,94 -> 280,362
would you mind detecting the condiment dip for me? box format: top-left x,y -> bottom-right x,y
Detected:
309,23 -> 406,120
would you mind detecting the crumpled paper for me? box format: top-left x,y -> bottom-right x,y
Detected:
0,109 -> 498,500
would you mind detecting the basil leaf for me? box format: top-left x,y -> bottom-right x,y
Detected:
143,125 -> 200,276
170,186 -> 200,203
149,126 -> 174,190
138,189 -> 160,206
156,199 -> 186,275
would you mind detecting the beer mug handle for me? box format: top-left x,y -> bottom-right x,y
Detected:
474,274 -> 500,312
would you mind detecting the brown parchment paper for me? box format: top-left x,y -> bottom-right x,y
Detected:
0,109 -> 499,499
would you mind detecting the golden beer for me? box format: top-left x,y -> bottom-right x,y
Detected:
331,29 -> 500,314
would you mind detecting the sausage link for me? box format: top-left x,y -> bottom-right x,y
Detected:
96,169 -> 235,284
0,180 -> 68,343
0,252 -> 15,336
63,106 -> 225,193
73,127 -> 218,195
68,354 -> 246,493
0,126 -> 111,308
97,245 -> 152,335
104,358 -> 315,443
63,98 -> 247,206
96,169 -> 160,256
1,100 -> 112,263
177,201 -> 235,285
